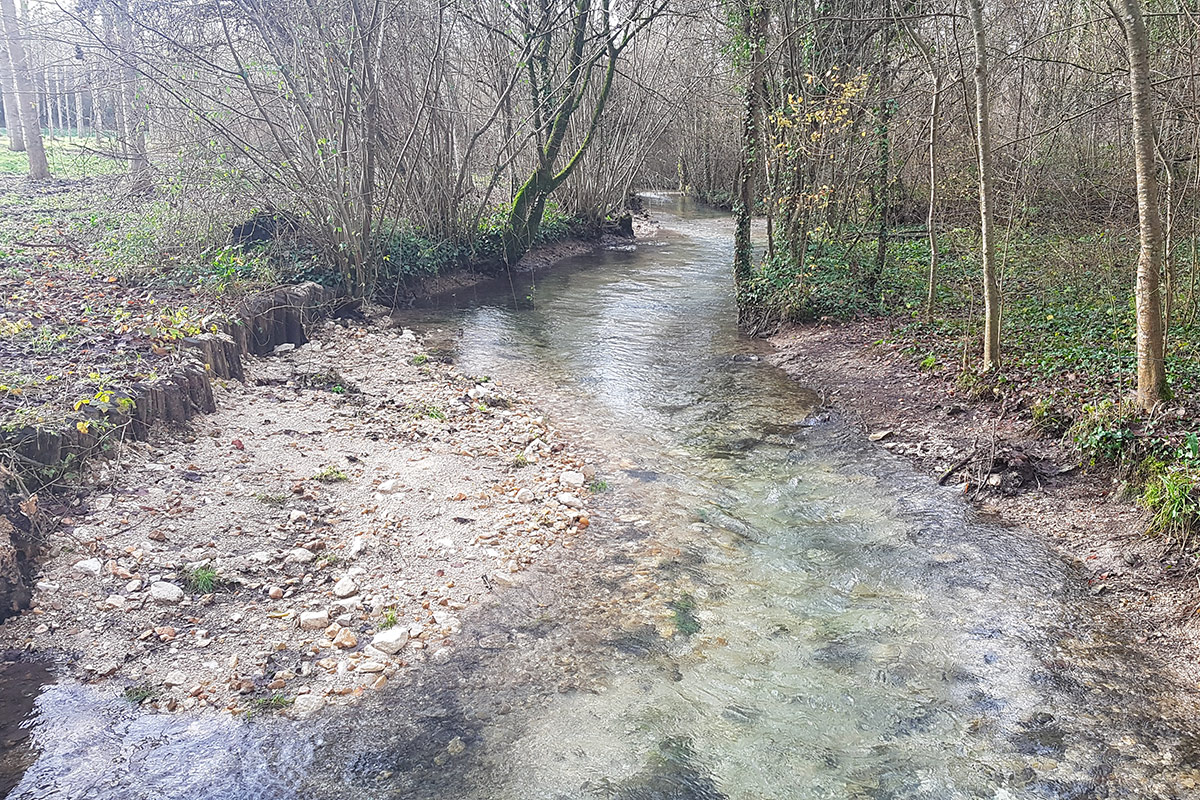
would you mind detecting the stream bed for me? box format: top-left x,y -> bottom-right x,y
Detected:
2,194 -> 1198,799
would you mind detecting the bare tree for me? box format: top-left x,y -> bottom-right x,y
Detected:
1120,0 -> 1166,409
0,0 -> 48,178
965,0 -> 1000,370
0,46 -> 22,150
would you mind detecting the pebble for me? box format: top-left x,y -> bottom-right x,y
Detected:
268,586 -> 284,600
299,610 -> 330,630
556,492 -> 583,509
515,488 -> 534,503
150,581 -> 185,604
125,579 -> 143,593
559,471 -> 585,488
447,736 -> 466,756
333,628 -> 358,649
291,695 -> 326,717
73,558 -> 102,577
105,595 -> 126,610
287,548 -> 317,564
164,670 -> 188,687
377,479 -> 403,494
333,576 -> 358,598
371,627 -> 409,654
357,661 -> 385,673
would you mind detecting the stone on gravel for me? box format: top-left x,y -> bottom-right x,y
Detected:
287,548 -> 316,564
164,670 -> 187,687
333,628 -> 358,649
556,492 -> 583,509
559,471 -> 585,488
299,610 -> 330,630
515,488 -> 534,503
291,694 -> 325,717
377,479 -> 403,494
333,576 -> 358,598
150,581 -> 185,604
73,558 -> 102,576
371,627 -> 409,654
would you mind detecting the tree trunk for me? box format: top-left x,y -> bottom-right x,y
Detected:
0,0 -> 47,178
965,0 -> 1000,370
0,46 -> 22,150
925,69 -> 943,321
114,0 -> 150,189
733,0 -> 768,291
1122,0 -> 1166,409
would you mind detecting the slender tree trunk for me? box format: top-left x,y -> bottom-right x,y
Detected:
733,0 -> 768,292
925,69 -> 943,320
965,0 -> 1000,370
1122,0 -> 1166,409
0,47 -> 21,150
0,0 -> 47,178
114,0 -> 149,188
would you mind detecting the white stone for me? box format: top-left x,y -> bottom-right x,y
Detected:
274,343 -> 296,354
299,610 -> 330,630
371,627 -> 409,654
377,479 -> 403,494
559,471 -> 586,488
73,558 -> 102,577
288,510 -> 308,523
35,581 -> 59,593
333,576 -> 358,598
515,488 -> 534,504
105,595 -> 126,610
163,670 -> 188,687
287,548 -> 316,564
150,581 -> 185,604
556,492 -> 583,509
357,661 -> 385,673
291,694 -> 326,717
125,579 -> 143,593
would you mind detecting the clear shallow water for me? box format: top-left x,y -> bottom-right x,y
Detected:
3,194 -> 1199,799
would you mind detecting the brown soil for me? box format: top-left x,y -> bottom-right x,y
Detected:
769,318 -> 1200,685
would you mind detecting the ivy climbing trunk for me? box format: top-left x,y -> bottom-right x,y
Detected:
733,0 -> 768,294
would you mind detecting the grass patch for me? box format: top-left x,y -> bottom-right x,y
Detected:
249,694 -> 294,714
255,492 -> 287,506
587,480 -> 609,493
313,466 -> 349,483
182,565 -> 222,593
379,607 -> 399,630
122,683 -> 161,704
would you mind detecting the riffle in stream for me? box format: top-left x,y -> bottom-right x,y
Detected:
2,194 -> 1198,800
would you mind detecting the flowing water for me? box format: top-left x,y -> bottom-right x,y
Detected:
3,194 -> 1199,799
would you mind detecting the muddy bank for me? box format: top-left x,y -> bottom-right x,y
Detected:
769,319 -> 1200,685
397,223 -> 651,304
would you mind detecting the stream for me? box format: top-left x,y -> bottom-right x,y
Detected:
2,193 -> 1198,799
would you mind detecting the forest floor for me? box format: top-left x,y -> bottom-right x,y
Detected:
769,318 -> 1200,685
